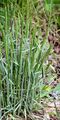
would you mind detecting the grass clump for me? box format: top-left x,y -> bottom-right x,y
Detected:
0,0 -> 54,119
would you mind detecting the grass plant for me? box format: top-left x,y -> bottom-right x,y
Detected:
0,0 -> 58,119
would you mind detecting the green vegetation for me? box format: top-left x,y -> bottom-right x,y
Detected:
0,0 -> 60,119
